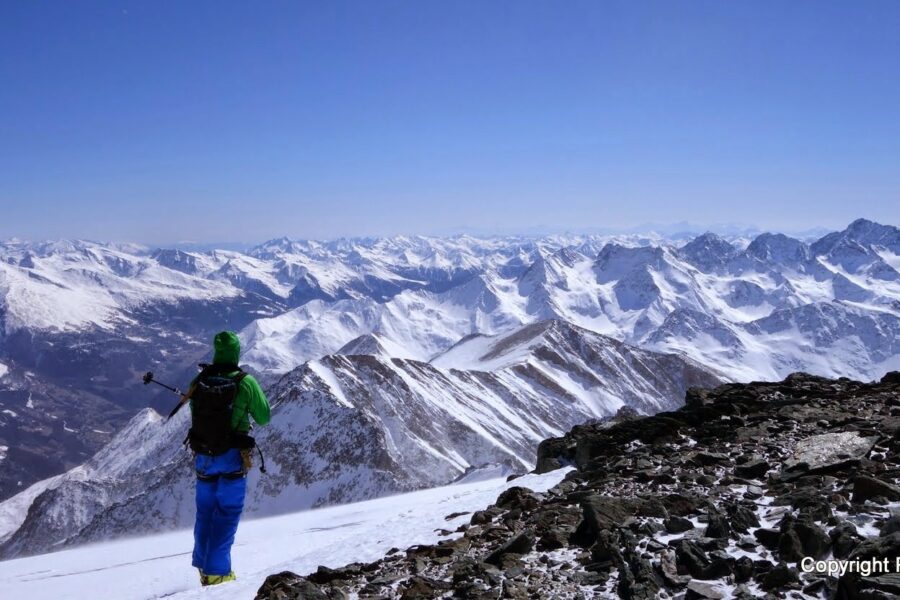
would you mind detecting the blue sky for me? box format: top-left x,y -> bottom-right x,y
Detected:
1,1 -> 899,244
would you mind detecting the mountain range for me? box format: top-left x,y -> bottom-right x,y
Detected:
0,218 -> 898,557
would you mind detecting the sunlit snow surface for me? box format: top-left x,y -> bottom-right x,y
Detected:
0,468 -> 572,600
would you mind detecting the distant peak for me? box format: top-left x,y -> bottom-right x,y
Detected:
336,333 -> 387,356
811,218 -> 900,257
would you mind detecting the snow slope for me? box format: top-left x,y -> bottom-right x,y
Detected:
0,468 -> 571,600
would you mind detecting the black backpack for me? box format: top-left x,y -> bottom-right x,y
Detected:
188,364 -> 246,456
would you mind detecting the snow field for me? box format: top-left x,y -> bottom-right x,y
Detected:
0,468 -> 572,600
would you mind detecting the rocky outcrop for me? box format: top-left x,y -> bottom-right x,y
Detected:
255,372 -> 900,599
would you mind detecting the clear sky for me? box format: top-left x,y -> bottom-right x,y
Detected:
2,1 -> 899,244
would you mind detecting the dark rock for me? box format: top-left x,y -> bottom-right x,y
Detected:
743,484 -> 764,500
255,571 -> 339,600
661,493 -> 701,517
853,573 -> 900,598
705,512 -> 731,539
635,498 -> 668,518
674,539 -> 709,579
685,387 -> 713,408
760,563 -> 800,591
469,510 -> 491,525
725,503 -> 760,534
307,564 -> 363,584
450,558 -> 476,584
703,557 -> 733,579
696,474 -> 717,487
444,511 -> 469,521
734,556 -> 754,583
664,516 -> 694,533
881,371 -> 900,384
776,486 -> 833,521
838,534 -> 900,598
793,519 -> 830,559
697,537 -> 729,552
735,459 -> 770,479
802,579 -> 827,596
570,495 -> 638,547
754,527 -> 781,551
400,576 -> 450,599
484,530 -> 534,566
495,487 -> 539,511
616,549 -> 661,600
881,513 -> 900,536
830,523 -> 862,559
498,580 -> 527,599
536,527 -> 567,551
590,529 -> 624,566
852,475 -> 900,503
694,452 -> 729,466
778,528 -> 804,562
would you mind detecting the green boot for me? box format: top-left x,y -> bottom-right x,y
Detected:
203,572 -> 236,586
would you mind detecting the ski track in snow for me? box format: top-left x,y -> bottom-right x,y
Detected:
0,468 -> 572,600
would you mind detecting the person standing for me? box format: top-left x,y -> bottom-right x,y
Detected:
187,331 -> 270,586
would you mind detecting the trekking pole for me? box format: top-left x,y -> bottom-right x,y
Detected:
142,372 -> 193,421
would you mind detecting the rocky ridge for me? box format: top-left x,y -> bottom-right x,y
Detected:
254,372 -> 900,599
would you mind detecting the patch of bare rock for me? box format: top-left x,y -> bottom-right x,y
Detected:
255,372 -> 900,599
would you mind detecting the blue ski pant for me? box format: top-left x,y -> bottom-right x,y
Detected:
192,448 -> 246,576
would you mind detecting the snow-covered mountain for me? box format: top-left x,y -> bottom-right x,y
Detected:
1,218 -> 899,556
0,320 -> 718,558
236,219 -> 900,382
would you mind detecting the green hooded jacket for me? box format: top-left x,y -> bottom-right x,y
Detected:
190,331 -> 271,433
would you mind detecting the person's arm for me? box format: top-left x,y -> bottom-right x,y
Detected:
244,375 -> 271,426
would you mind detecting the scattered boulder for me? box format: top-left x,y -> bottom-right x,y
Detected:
754,527 -> 781,550
685,580 -> 725,600
484,530 -> 534,566
852,475 -> 900,503
705,512 -> 731,539
570,495 -> 639,547
781,432 -> 878,480
664,516 -> 694,533
735,459 -> 770,479
837,533 -> 900,598
760,563 -> 800,591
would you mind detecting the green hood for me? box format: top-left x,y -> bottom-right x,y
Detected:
213,331 -> 241,365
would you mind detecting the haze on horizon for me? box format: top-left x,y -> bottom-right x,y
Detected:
2,1 -> 899,244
